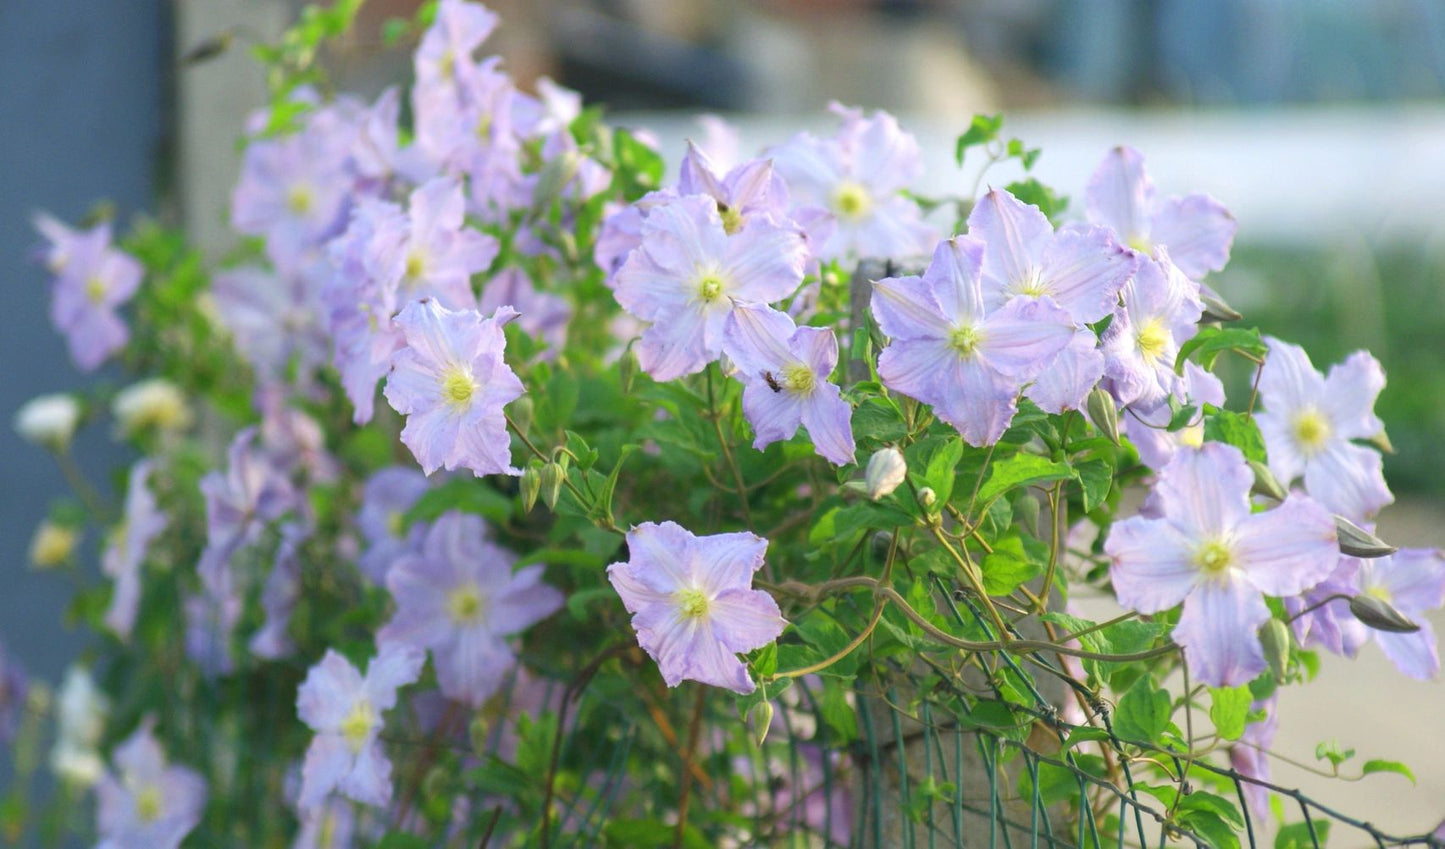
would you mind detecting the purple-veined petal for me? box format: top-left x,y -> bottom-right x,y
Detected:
1024,328 -> 1104,414
432,628 -> 515,707
1085,146 -> 1154,246
1173,574 -> 1271,687
1231,495 -> 1338,597
488,564 -> 564,634
624,521 -> 696,594
1375,620 -> 1439,680
1373,549 -> 1445,614
724,304 -> 798,376
607,562 -> 672,615
793,325 -> 839,377
1322,350 -> 1386,441
969,188 -> 1052,296
709,588 -> 786,653
722,218 -> 807,304
799,382 -> 856,466
1155,443 -> 1254,539
1106,515 -> 1200,613
364,642 -> 425,711
1301,440 -> 1392,521
652,616 -> 756,694
925,237 -> 987,326
741,381 -> 805,450
691,530 -> 769,593
1259,337 -> 1326,415
298,651 -> 365,732
1038,225 -> 1138,323
870,276 -> 950,341
976,296 -> 1075,380
635,304 -> 712,381
1148,194 -> 1236,279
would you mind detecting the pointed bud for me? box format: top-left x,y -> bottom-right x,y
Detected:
422,765 -> 450,800
1348,594 -> 1421,634
870,531 -> 894,560
508,396 -> 534,437
1200,291 -> 1243,323
468,715 -> 491,757
1334,516 -> 1397,558
541,461 -> 565,510
1085,387 -> 1120,445
1259,618 -> 1291,680
749,700 -> 774,748
917,487 -> 937,510
1248,460 -> 1288,502
1368,427 -> 1395,455
864,447 -> 906,500
619,347 -> 639,394
520,464 -> 542,513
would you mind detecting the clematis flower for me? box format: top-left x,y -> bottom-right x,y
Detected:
369,176 -> 498,311
211,254 -> 331,386
477,267 -> 571,358
357,467 -> 431,584
1085,145 -> 1237,281
1350,549 -> 1445,679
50,665 -> 109,787
1285,555 -> 1369,659
378,511 -> 564,707
1122,361 -> 1225,471
383,298 -> 524,477
414,0 -> 497,88
323,200 -> 407,424
197,427 -> 298,596
249,522 -> 309,660
871,237 -> 1075,446
1254,337 -> 1392,521
769,104 -> 934,261
102,460 -> 167,640
296,642 -> 425,809
1100,252 -> 1203,410
723,304 -> 855,466
607,521 -> 785,694
613,194 -> 807,380
44,221 -> 143,372
1105,442 -> 1338,686
96,719 -> 207,849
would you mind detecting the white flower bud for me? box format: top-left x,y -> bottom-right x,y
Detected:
14,394 -> 80,449
112,378 -> 192,435
864,447 -> 907,501
28,521 -> 78,569
49,666 -> 108,788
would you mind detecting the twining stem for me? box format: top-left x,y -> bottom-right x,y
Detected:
672,688 -> 708,849
54,448 -> 114,524
1036,480 -> 1065,613
1170,666 -> 1196,818
704,365 -> 755,533
927,524 -> 1010,639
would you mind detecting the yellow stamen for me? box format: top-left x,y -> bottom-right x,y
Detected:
1365,584 -> 1393,604
85,277 -> 107,304
949,325 -> 983,357
1193,540 -> 1234,577
386,511 -> 405,538
1135,318 -> 1169,363
447,585 -> 486,625
696,274 -> 725,303
676,587 -> 710,620
440,366 -> 478,408
1128,234 -> 1152,254
1291,408 -> 1332,456
339,700 -> 377,752
781,363 -> 815,394
831,181 -> 872,220
1014,269 -> 1049,298
287,185 -> 314,215
718,203 -> 744,235
404,251 -> 427,282
135,784 -> 163,822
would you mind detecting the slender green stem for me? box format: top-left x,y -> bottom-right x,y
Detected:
926,523 -> 1010,638
53,448 -> 113,523
705,366 -> 754,533
505,412 -> 618,533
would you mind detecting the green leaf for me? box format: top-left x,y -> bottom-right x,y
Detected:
1209,685 -> 1252,741
1275,820 -> 1330,849
1314,740 -> 1355,768
1361,758 -> 1416,783
1177,790 -> 1245,828
1072,457 -> 1112,512
922,437 -> 964,504
1204,407 -> 1268,465
1175,325 -> 1267,373
852,396 -> 908,442
819,677 -> 859,742
975,453 -> 1073,505
980,536 -> 1042,596
1176,809 -> 1242,849
404,478 -> 512,526
1004,178 -> 1068,222
955,113 -> 1003,165
1113,677 -> 1171,744
1018,760 -> 1082,807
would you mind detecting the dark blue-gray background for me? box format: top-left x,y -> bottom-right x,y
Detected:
1,0 -> 164,690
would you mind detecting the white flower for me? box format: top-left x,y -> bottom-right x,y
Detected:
50,666 -> 109,786
14,394 -> 80,448
112,378 -> 192,436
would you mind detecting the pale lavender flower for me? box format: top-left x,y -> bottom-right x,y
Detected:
383,299 -> 525,477
607,522 -> 785,694
211,253 -> 330,386
871,237 -> 1075,446
1228,695 -> 1278,821
1106,443 -> 1338,686
1255,337 -> 1392,521
1284,556 -> 1369,658
678,143 -> 795,239
1353,549 -> 1445,679
1085,145 -> 1237,280
1123,361 -> 1225,471
197,428 -> 298,596
323,200 -> 407,423
613,195 -> 807,380
723,304 -> 855,466
478,267 -> 571,357
45,221 -> 143,371
1100,252 -> 1204,410
96,719 -> 207,849
32,211 -> 83,272
594,202 -> 647,279
250,522 -> 309,660
296,642 -> 424,809
350,86 -> 436,189
379,511 -> 564,707
370,176 -> 498,311
769,104 -> 934,261
102,460 -> 167,640
357,467 -> 431,584
184,584 -> 241,678
259,388 -> 340,484
414,0 -> 497,88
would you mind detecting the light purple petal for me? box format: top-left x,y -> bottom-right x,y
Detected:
1321,350 -> 1386,441
1148,194 -> 1236,279
298,651 -> 365,732
691,530 -> 769,593
741,380 -> 804,450
799,382 -> 856,466
1085,146 -> 1153,245
870,275 -> 950,341
1231,496 -> 1338,597
298,734 -> 353,809
338,739 -> 393,807
721,218 -> 807,304
1155,442 -> 1254,539
1375,620 -> 1439,680
976,296 -> 1075,380
1302,440 -> 1392,521
1037,225 -> 1138,323
623,521 -> 696,594
724,304 -> 799,376
1024,328 -> 1105,414
1376,549 -> 1445,614
635,304 -> 712,381
877,338 -> 952,400
1106,515 -> 1200,613
969,188 -> 1052,296
709,588 -> 786,653
652,616 -> 756,694
433,629 -> 515,706
1174,575 -> 1271,687
489,564 -> 564,634
364,642 -> 425,711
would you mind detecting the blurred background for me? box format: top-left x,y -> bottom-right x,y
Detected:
3,0 -> 1444,836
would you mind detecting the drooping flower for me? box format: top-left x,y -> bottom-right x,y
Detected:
769,104 -> 934,261
357,467 -> 431,584
871,237 -> 1075,446
379,512 -> 564,707
1105,442 -> 1339,686
112,378 -> 192,437
1085,145 -> 1237,281
42,221 -> 143,372
613,194 -> 807,380
1284,555 -> 1369,659
607,522 -> 785,694
723,304 -> 855,465
102,460 -> 167,640
95,719 -> 207,849
197,427 -> 298,596
1100,252 -> 1204,410
323,200 -> 408,424
296,642 -> 425,809
50,665 -> 109,787
1254,337 -> 1392,521
14,393 -> 81,449
383,298 -> 524,477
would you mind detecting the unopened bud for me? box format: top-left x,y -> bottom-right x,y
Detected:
917,486 -> 937,509
540,461 -> 565,510
619,347 -> 639,394
749,700 -> 774,748
1248,460 -> 1288,502
14,394 -> 80,450
1334,516 -> 1397,558
533,150 -> 582,209
870,531 -> 894,560
112,378 -> 191,436
468,715 -> 491,756
508,396 -> 534,437
1259,618 -> 1291,680
1368,427 -> 1395,455
1200,291 -> 1243,323
520,465 -> 542,513
864,447 -> 906,500
422,765 -> 450,800
1348,594 -> 1421,634
1085,387 -> 1120,445
29,521 -> 78,569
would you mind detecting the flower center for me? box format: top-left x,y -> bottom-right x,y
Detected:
447,584 -> 487,625
1135,318 -> 1170,363
1291,408 -> 1332,456
386,510 -> 405,538
440,366 -> 478,408
85,276 -> 107,304
135,784 -> 163,822
340,700 -> 378,752
1192,539 -> 1234,577
404,250 -> 428,282
718,203 -> 744,236
1178,423 -> 1205,449
1128,234 -> 1152,254
475,113 -> 492,141
696,274 -> 726,303
438,49 -> 455,79
831,181 -> 872,220
676,587 -> 711,620
1013,269 -> 1049,298
1365,583 -> 1393,605
949,324 -> 984,357
287,185 -> 314,216
781,363 -> 816,394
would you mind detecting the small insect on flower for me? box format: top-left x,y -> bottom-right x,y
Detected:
762,371 -> 782,393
